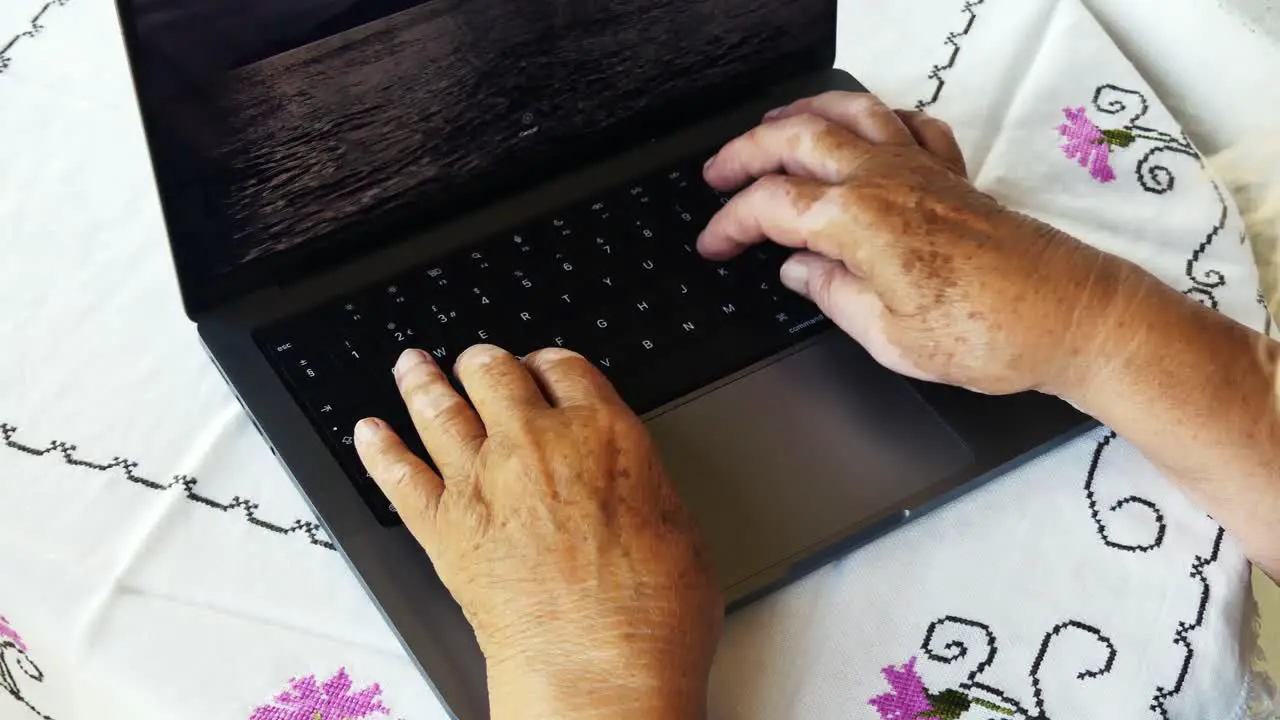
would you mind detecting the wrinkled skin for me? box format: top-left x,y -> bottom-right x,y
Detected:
355,346 -> 721,720
350,92 -> 1271,720
697,93 -> 1150,396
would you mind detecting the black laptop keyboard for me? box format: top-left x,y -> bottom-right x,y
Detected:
256,157 -> 832,526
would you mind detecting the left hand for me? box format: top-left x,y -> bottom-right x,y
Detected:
354,346 -> 721,720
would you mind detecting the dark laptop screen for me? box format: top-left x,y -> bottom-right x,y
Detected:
120,0 -> 833,299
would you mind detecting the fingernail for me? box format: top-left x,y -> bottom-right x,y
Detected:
762,106 -> 785,120
394,348 -> 429,377
703,154 -> 717,171
455,343 -> 503,372
779,256 -> 811,295
529,347 -> 580,362
355,417 -> 385,442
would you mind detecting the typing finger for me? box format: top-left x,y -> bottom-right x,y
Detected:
704,113 -> 876,191
696,174 -> 868,273
779,252 -> 937,383
454,344 -> 549,428
394,348 -> 486,482
522,347 -> 627,409
355,417 -> 444,551
763,92 -> 916,146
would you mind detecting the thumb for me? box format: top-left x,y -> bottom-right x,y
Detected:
778,252 -> 927,380
780,251 -> 887,345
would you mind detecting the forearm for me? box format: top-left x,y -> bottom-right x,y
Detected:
1062,275 -> 1280,578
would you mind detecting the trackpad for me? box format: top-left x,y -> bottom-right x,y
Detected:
646,333 -> 973,588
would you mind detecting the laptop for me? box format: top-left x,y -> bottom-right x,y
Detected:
111,0 -> 1094,716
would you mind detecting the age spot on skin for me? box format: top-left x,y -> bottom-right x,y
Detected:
810,124 -> 859,160
787,179 -> 829,214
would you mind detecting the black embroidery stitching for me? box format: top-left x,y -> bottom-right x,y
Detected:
1085,83 -> 1235,715
1083,429 -> 1167,552
1079,84 -> 1232,556
1090,83 -> 1229,309
921,615 -> 1031,716
0,640 -> 53,719
1148,526 -> 1227,719
917,615 -> 1117,719
0,423 -> 336,552
1026,621 -> 1117,719
915,0 -> 985,111
0,0 -> 71,75
1183,183 -> 1230,310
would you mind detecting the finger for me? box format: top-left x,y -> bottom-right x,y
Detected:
394,348 -> 486,481
696,174 -> 867,271
894,110 -> 968,177
778,252 -> 928,381
454,344 -> 549,428
355,417 -> 443,550
762,92 -> 917,146
705,113 -> 875,190
522,347 -> 627,409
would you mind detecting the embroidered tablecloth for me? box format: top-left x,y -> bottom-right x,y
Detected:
0,0 -> 1275,718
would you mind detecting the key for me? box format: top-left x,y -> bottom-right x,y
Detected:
584,198 -> 617,228
669,305 -> 712,341
661,276 -> 702,304
460,248 -> 494,273
457,280 -> 507,315
423,298 -> 464,329
279,341 -> 342,393
548,252 -> 588,289
503,267 -> 548,306
490,231 -> 546,271
330,334 -> 376,370
623,219 -> 660,246
617,182 -> 656,214
375,320 -> 428,367
530,215 -> 578,252
420,264 -> 456,296
624,295 -> 664,330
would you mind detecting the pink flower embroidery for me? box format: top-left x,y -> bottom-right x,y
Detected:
249,668 -> 390,720
1058,107 -> 1118,184
0,615 -> 27,653
869,657 -> 934,720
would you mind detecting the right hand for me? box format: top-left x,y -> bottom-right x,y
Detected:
698,92 -> 1152,396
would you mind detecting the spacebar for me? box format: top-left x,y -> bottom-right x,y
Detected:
618,322 -> 797,416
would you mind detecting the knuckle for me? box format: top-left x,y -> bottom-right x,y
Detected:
923,114 -> 957,135
398,363 -> 444,397
375,455 -> 421,491
409,386 -> 467,426
807,263 -> 838,305
749,173 -> 794,199
786,111 -> 833,135
848,92 -> 890,112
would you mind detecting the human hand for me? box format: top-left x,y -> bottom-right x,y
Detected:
353,346 -> 721,720
699,92 -> 1153,396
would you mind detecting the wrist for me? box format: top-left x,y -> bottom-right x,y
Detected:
487,653 -> 709,720
1052,264 -> 1262,424
1038,252 -> 1172,402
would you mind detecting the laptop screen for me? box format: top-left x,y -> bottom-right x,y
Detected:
120,0 -> 834,308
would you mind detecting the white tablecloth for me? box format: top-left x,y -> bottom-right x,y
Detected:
0,0 -> 1275,718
